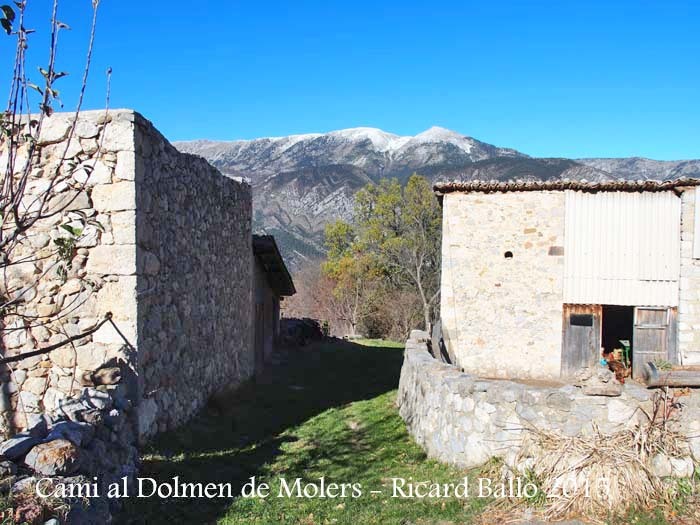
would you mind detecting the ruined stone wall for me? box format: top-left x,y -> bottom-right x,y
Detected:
678,187 -> 700,366
0,110 -> 254,441
134,115 -> 254,438
397,332 -> 700,472
439,191 -> 566,380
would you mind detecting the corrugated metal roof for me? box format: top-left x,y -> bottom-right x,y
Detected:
563,190 -> 681,306
434,177 -> 700,194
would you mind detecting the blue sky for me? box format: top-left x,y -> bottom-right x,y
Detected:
3,0 -> 699,159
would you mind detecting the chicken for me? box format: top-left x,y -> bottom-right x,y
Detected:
606,355 -> 630,384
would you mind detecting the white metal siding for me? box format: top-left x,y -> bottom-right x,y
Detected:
563,190 -> 681,306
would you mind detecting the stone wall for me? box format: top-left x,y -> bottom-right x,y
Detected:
0,110 -> 254,441
439,191 -> 566,380
678,187 -> 700,365
1,110 -> 141,437
134,114 -> 253,438
397,332 -> 700,472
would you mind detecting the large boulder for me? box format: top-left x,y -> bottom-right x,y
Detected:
24,439 -> 82,476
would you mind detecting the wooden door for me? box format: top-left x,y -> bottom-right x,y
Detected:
561,304 -> 602,377
632,307 -> 677,378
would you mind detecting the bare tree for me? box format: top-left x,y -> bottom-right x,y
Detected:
284,265 -> 376,337
0,1 -> 106,431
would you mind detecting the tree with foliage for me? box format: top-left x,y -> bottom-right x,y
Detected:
354,174 -> 441,330
321,174 -> 441,336
321,220 -> 380,336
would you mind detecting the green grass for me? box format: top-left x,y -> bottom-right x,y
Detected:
118,339 -> 693,525
352,338 -> 405,349
218,392 -> 488,524
119,340 -> 487,524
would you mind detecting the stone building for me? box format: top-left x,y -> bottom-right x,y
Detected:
253,235 -> 296,373
0,110 -> 254,441
435,179 -> 700,381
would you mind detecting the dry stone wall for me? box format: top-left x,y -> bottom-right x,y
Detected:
133,114 -> 254,439
0,109 -> 253,522
0,110 -> 140,437
0,110 -> 254,442
398,331 -> 700,472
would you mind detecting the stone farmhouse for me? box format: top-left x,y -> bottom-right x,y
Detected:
397,178 -> 700,472
0,110 -> 299,520
434,179 -> 700,381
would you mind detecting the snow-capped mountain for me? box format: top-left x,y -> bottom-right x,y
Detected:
174,127 -> 700,270
175,126 -> 526,268
175,126 -> 523,182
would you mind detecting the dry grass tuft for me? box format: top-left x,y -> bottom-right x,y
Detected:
481,389 -> 697,524
515,425 -> 671,520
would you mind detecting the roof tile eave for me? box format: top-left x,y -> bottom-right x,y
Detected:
433,177 -> 700,194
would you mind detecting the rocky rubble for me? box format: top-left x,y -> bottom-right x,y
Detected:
574,367 -> 623,396
0,377 -> 138,524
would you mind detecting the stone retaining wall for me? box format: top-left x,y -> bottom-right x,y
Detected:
397,331 -> 700,471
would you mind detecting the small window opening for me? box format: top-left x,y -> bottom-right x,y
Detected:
570,314 -> 593,327
504,251 -> 513,259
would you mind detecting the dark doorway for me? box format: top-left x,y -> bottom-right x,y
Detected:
601,305 -> 634,359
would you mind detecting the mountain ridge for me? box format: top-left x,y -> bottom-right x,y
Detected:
174,127 -> 700,269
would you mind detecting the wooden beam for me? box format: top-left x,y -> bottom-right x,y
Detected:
643,362 -> 700,387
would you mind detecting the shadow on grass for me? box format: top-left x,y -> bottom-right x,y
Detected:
119,339 -> 404,524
